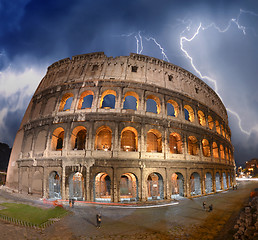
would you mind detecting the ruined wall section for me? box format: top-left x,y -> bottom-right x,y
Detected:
35,52 -> 227,123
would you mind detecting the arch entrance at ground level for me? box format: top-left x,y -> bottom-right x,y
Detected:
215,172 -> 221,191
205,172 -> 213,194
69,172 -> 84,200
119,173 -> 138,202
223,172 -> 227,189
94,172 -> 111,202
190,172 -> 201,196
147,172 -> 164,200
171,172 -> 184,199
49,171 -> 61,199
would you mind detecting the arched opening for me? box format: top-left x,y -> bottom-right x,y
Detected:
95,126 -> 112,151
100,90 -> 116,109
146,95 -> 161,114
94,172 -> 111,202
228,174 -> 231,187
77,90 -> 94,109
208,115 -> 214,130
49,171 -> 61,199
223,172 -> 227,189
221,125 -> 225,137
225,147 -> 229,161
147,172 -> 164,200
215,172 -> 221,191
123,91 -> 139,110
202,139 -> 211,157
121,127 -> 138,151
220,145 -> 225,159
51,127 -> 65,151
205,172 -> 213,194
169,133 -> 182,154
71,126 -> 87,150
184,105 -> 194,122
215,120 -> 221,134
69,172 -> 84,200
212,142 -> 219,158
167,100 -> 179,117
119,173 -> 138,202
188,136 -> 198,155
190,172 -> 201,196
171,173 -> 184,199
147,129 -> 162,153
59,93 -> 74,111
198,110 -> 206,126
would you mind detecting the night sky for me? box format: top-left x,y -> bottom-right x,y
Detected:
0,0 -> 258,166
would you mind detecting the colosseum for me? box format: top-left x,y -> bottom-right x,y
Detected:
6,52 -> 236,202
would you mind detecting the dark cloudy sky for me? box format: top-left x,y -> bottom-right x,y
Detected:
0,0 -> 258,166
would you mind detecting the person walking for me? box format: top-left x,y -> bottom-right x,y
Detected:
202,201 -> 206,210
208,204 -> 213,212
96,213 -> 102,228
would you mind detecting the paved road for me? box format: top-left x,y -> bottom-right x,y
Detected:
0,181 -> 257,240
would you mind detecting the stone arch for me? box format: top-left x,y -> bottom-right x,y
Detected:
71,126 -> 87,150
34,130 -> 47,153
31,170 -> 43,196
94,172 -> 111,202
146,95 -> 161,114
123,91 -> 139,110
69,172 -> 84,200
222,172 -> 227,189
23,134 -> 33,155
100,90 -> 116,109
95,126 -> 112,151
167,99 -> 179,117
51,127 -> 65,151
198,110 -> 206,126
48,171 -> 61,199
212,142 -> 219,159
21,168 -> 29,193
169,133 -> 182,154
188,136 -> 198,155
119,173 -> 138,202
215,172 -> 221,191
147,172 -> 164,200
190,172 -> 201,196
208,115 -> 214,130
171,172 -> 184,198
220,145 -> 225,159
121,127 -> 138,151
59,93 -> 74,111
215,120 -> 221,134
228,173 -> 232,187
205,172 -> 213,194
147,129 -> 162,153
184,105 -> 194,122
43,97 -> 56,116
202,139 -> 211,157
221,125 -> 225,137
77,90 -> 94,110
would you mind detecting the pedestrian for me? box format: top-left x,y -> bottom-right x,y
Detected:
72,198 -> 75,208
202,201 -> 206,210
208,204 -> 213,212
96,213 -> 102,228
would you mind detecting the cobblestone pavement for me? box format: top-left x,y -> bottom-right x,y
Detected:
0,181 -> 257,240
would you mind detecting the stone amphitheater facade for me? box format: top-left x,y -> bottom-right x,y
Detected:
6,52 -> 236,202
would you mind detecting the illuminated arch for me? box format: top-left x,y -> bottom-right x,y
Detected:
120,173 -> 138,201
121,127 -> 138,151
202,139 -> 210,157
212,142 -> 219,158
220,145 -> 225,159
190,172 -> 201,196
59,93 -> 74,111
123,91 -> 139,110
147,129 -> 162,153
95,126 -> 112,151
225,147 -> 229,160
208,115 -> 214,130
51,127 -> 65,151
188,136 -> 198,155
71,126 -> 87,150
94,172 -> 111,202
221,125 -> 225,137
167,99 -> 179,117
184,105 -> 194,122
205,172 -> 213,194
198,110 -> 206,126
146,95 -> 161,114
171,172 -> 184,197
215,120 -> 221,134
77,90 -> 94,110
147,172 -> 164,200
169,133 -> 182,154
99,90 -> 117,109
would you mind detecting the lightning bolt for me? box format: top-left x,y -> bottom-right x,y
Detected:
180,9 -> 258,136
